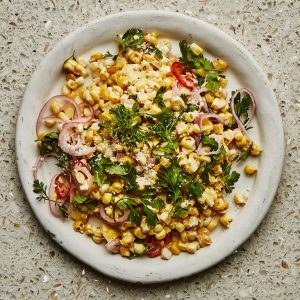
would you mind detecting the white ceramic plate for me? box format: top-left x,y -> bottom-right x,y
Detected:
16,11 -> 284,283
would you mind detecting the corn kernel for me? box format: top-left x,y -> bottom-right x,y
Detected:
191,68 -> 206,77
44,119 -> 56,128
134,243 -> 146,254
180,231 -> 188,243
190,43 -> 203,55
90,52 -> 103,62
155,228 -> 166,240
175,222 -> 185,233
133,227 -> 147,239
161,247 -> 173,260
219,214 -> 233,227
206,219 -> 218,232
73,220 -> 85,233
102,192 -> 112,205
213,58 -> 228,71
204,92 -> 215,104
234,191 -> 249,205
120,245 -> 131,257
244,165 -> 257,175
170,241 -> 181,255
121,231 -> 134,246
111,181 -> 123,193
251,143 -> 262,156
180,136 -> 196,150
219,77 -> 228,88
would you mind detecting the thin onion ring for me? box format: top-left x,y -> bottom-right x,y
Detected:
105,238 -> 120,254
99,204 -> 129,225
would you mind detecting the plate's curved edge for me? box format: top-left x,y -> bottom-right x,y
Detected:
15,10 -> 285,284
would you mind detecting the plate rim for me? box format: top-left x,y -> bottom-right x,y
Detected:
16,10 -> 285,283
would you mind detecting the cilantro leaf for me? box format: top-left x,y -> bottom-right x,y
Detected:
153,86 -> 166,108
205,71 -> 220,93
89,153 -> 109,186
116,28 -> 144,53
237,148 -> 251,161
187,182 -> 203,199
233,92 -> 252,125
143,206 -> 158,227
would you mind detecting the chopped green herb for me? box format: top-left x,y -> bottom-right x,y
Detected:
233,92 -> 252,126
103,51 -> 117,60
237,148 -> 251,161
205,71 -> 220,93
89,153 -> 109,186
153,86 -> 166,108
201,136 -> 218,150
143,206 -> 158,227
116,28 -> 144,53
105,164 -> 130,176
222,161 -> 240,193
145,44 -> 163,59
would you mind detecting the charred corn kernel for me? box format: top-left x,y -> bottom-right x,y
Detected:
102,192 -> 112,205
202,208 -> 212,217
170,241 -> 181,255
161,247 -> 173,260
44,119 -> 56,128
84,224 -> 95,236
133,243 -> 146,254
171,97 -> 185,111
190,42 -> 203,55
213,58 -> 228,71
206,219 -> 218,232
234,191 -> 249,205
180,231 -> 188,243
84,90 -> 94,105
205,92 -> 215,104
90,52 -> 103,62
144,32 -> 158,45
219,77 -> 228,88
214,198 -> 229,211
73,220 -> 85,233
69,208 -> 82,221
155,228 -> 166,240
187,230 -> 197,241
244,165 -> 257,175
120,245 -> 130,257
251,143 -> 262,156
211,98 -> 226,110
121,231 -> 134,246
127,50 -> 143,64
92,235 -> 104,244
219,215 -> 232,227
58,112 -> 70,122
180,136 -> 196,150
175,222 -> 185,233
133,227 -> 147,239
102,223 -> 119,241
111,182 -> 123,193
61,85 -> 71,96
191,68 -> 206,77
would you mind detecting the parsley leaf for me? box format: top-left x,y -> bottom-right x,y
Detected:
179,40 -> 214,70
205,72 -> 220,92
105,164 -> 130,176
89,153 -> 109,186
116,28 -> 144,53
237,148 -> 251,161
222,161 -> 240,193
145,44 -> 163,59
153,86 -> 166,108
187,182 -> 203,199
233,92 -> 252,125
37,132 -> 71,171
201,136 -> 218,151
143,206 -> 158,227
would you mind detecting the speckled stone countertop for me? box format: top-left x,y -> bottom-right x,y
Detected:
0,0 -> 299,299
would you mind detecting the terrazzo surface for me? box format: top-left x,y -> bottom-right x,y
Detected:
0,0 -> 299,299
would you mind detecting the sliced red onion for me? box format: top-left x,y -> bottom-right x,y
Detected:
32,154 -> 57,180
190,87 -> 208,112
48,174 -> 67,218
58,122 -> 96,156
99,204 -> 129,225
71,165 -> 93,196
230,88 -> 256,140
105,238 -> 120,254
76,103 -> 95,123
195,113 -> 224,130
36,95 -> 81,137
196,134 -> 223,156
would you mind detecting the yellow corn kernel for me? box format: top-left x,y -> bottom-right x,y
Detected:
73,220 -> 85,233
236,136 -> 248,148
61,85 -> 71,96
202,208 -> 212,217
180,231 -> 188,243
50,99 -> 63,114
58,112 -> 70,122
127,50 -> 143,64
64,106 -> 75,119
161,247 -> 173,260
204,92 -> 215,104
219,77 -> 228,88
170,241 -> 181,255
190,42 -> 203,55
90,52 -> 103,62
211,98 -> 226,110
178,240 -> 187,251
187,230 -> 197,242
84,224 -> 95,236
184,112 -> 196,123
150,104 -> 162,115
111,181 -> 123,193
234,191 -> 248,205
101,223 -> 119,241
163,77 -> 174,89
155,228 -> 166,240
206,219 -> 218,232
133,243 -> 146,254
213,58 -> 228,71
67,79 -> 78,90
251,143 -> 262,156
121,231 -> 134,246
201,119 -> 214,133
219,214 -> 233,227
197,234 -> 212,248
91,89 -> 100,103
120,245 -> 130,257
244,165 -> 257,175
180,136 -> 196,150
175,222 -> 185,233
154,224 -> 163,233
185,241 -> 200,253
144,32 -> 158,45
190,123 -> 201,134
74,64 -> 88,77
133,227 -> 147,239
188,207 -> 199,216
191,68 -> 206,77
44,119 -> 56,128
213,123 -> 223,135
102,192 -> 112,205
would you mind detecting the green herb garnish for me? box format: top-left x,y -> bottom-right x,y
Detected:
222,161 -> 240,193
116,28 -> 144,53
89,153 -> 109,187
153,86 -> 166,108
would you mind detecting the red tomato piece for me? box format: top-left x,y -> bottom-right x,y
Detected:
55,175 -> 71,200
171,62 -> 195,90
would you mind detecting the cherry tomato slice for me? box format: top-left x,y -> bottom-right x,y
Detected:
147,243 -> 162,258
171,61 -> 195,90
164,233 -> 173,246
55,175 -> 71,200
